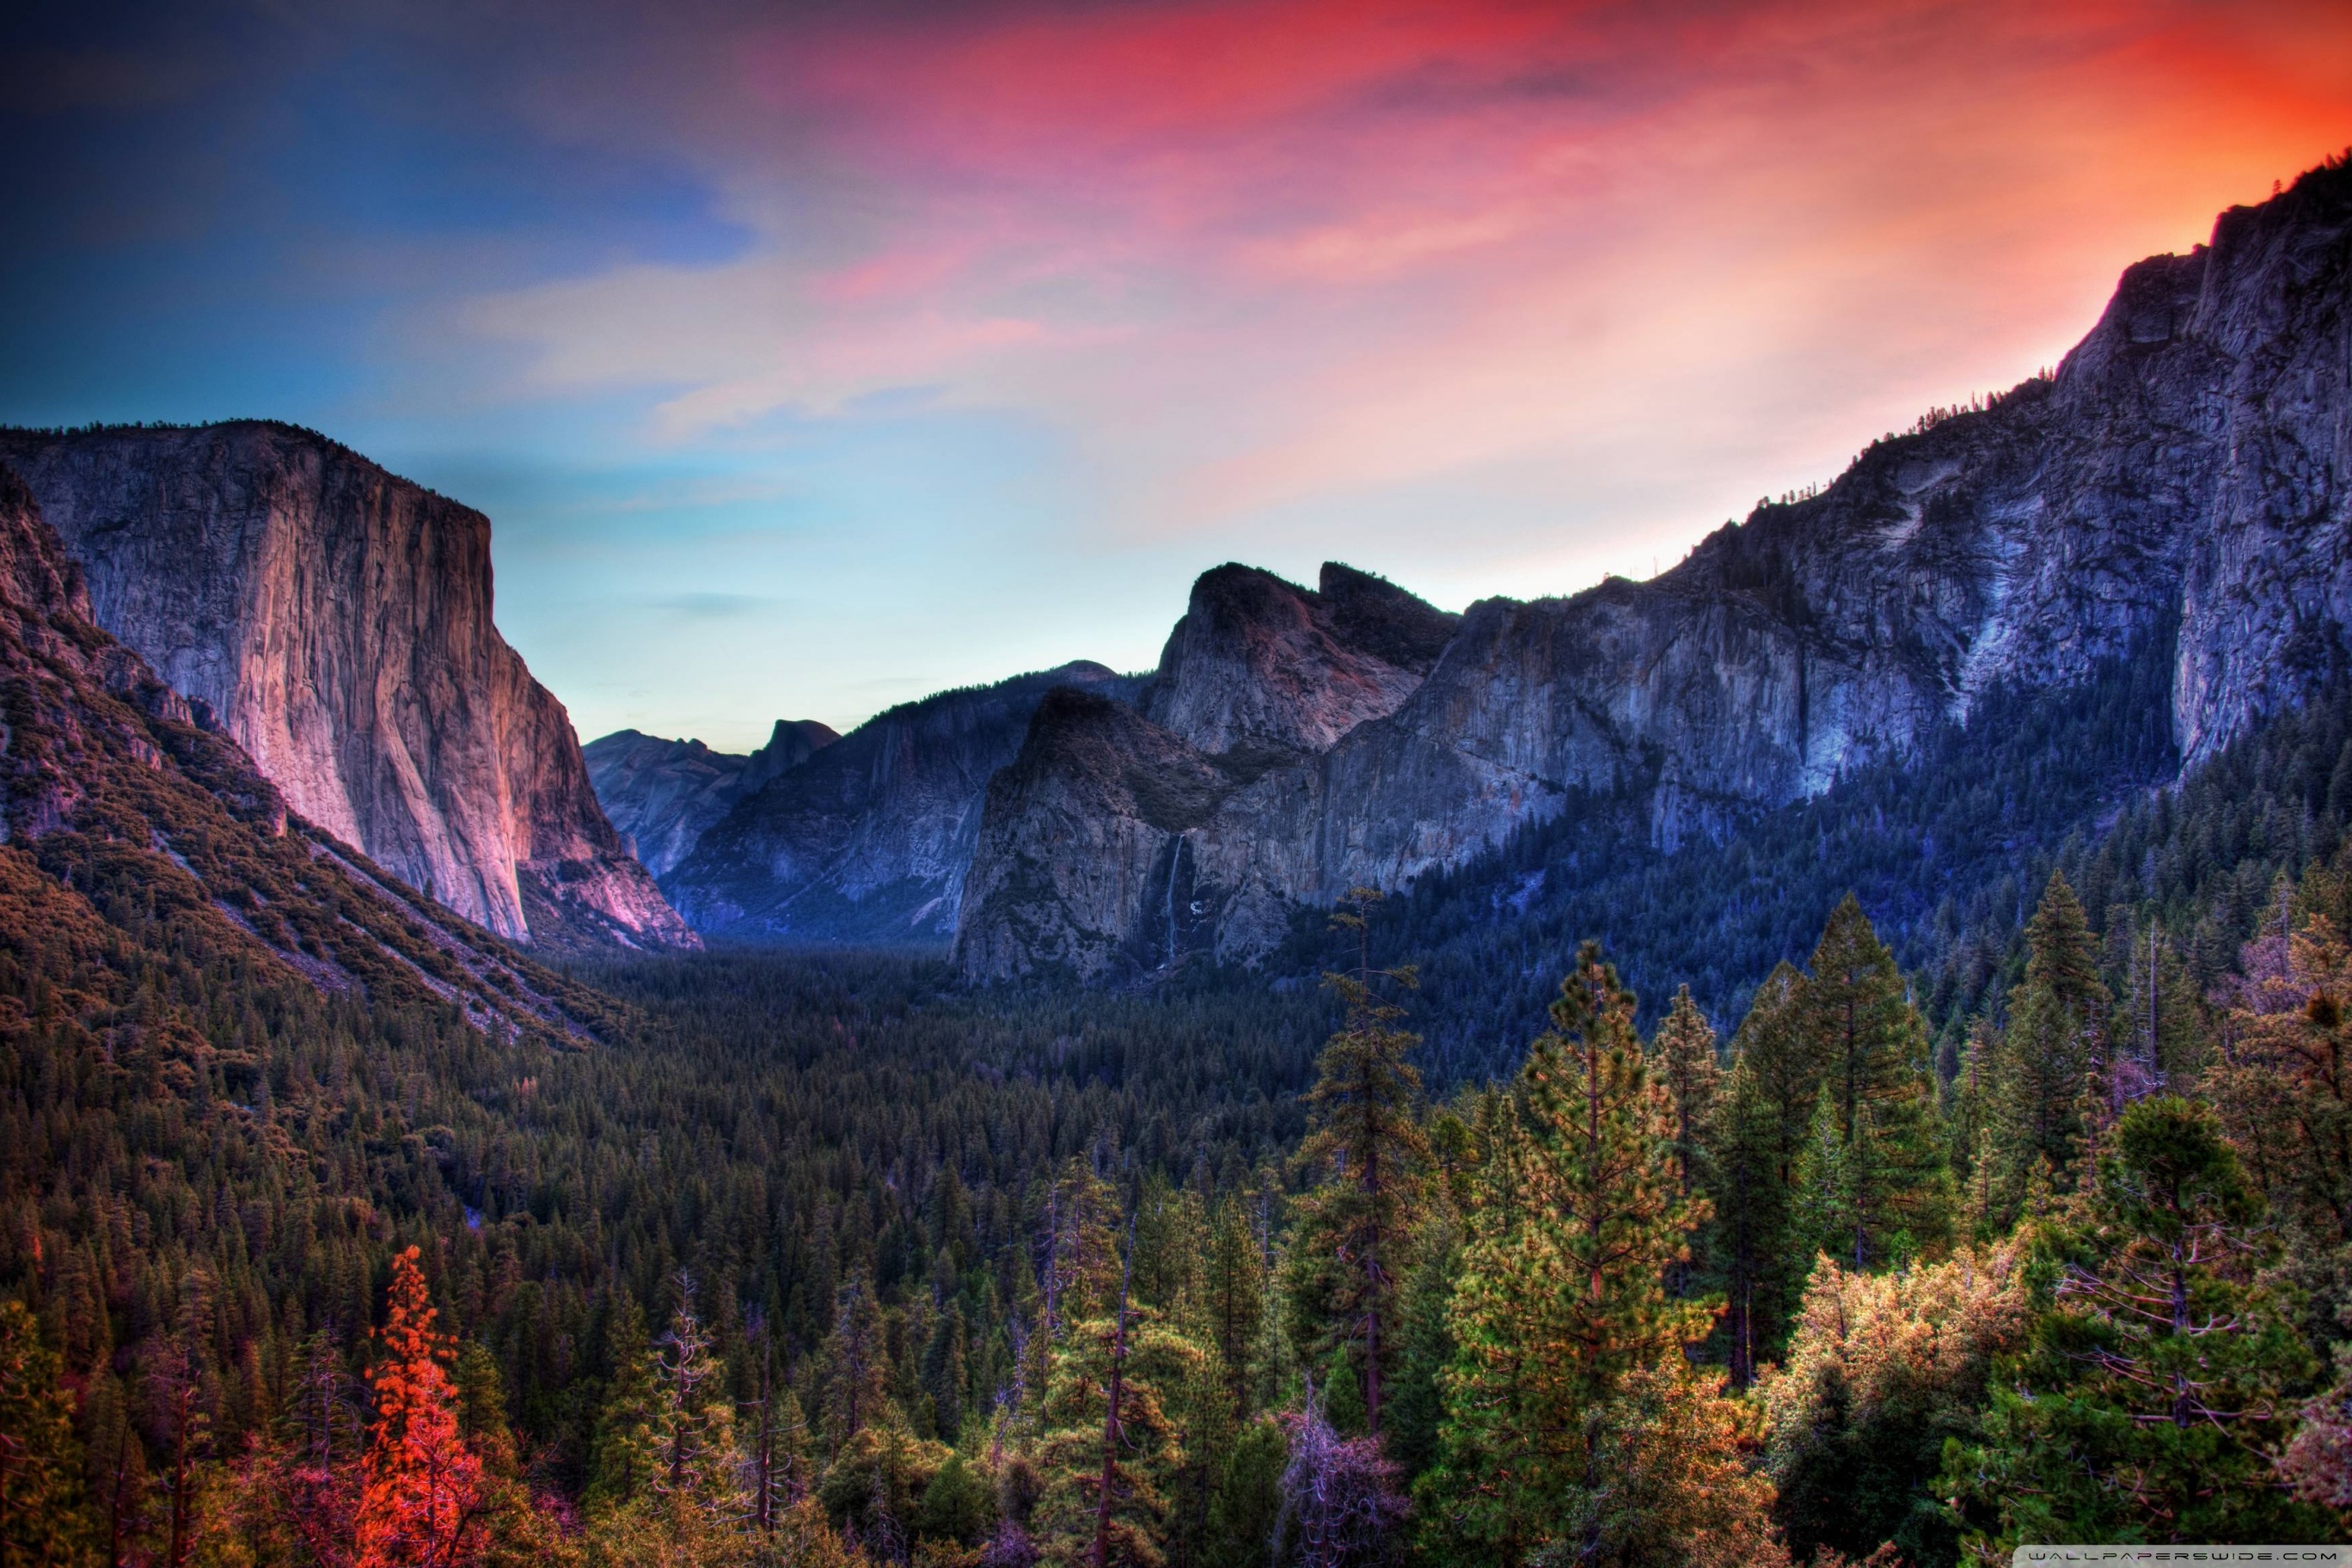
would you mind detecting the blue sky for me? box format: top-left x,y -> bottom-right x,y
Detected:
5,0 -> 2347,750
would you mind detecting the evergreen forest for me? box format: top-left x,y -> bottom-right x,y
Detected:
13,676 -> 2352,1567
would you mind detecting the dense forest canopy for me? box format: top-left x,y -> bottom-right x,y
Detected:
10,660 -> 2352,1565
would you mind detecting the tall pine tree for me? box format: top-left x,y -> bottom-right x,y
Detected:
584,1295 -> 658,1516
1793,895 -> 1948,1269
1706,961 -> 1823,1375
1421,943 -> 1741,1562
357,1246 -> 483,1568
1995,872 -> 2111,1204
1286,888 -> 1430,1437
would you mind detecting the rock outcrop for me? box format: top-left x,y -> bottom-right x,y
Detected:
585,719 -> 838,879
0,422 -> 696,954
957,156 -> 2352,982
1141,562 -> 1457,760
667,662 -> 1142,943
0,462 -> 618,1039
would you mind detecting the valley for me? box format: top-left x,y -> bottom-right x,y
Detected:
3,149 -> 2350,1568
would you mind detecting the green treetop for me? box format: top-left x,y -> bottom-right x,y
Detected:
1796,894 -> 1949,1270
1421,942 -> 1714,1561
1944,1096 -> 2335,1551
1996,872 -> 2112,1203
1286,887 -> 1431,1438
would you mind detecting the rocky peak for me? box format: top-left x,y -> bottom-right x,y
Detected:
585,717 -> 839,879
1140,561 -> 1457,758
1316,561 -> 1461,673
0,420 -> 695,953
665,660 -> 1144,944
955,688 -> 1242,982
744,719 -> 841,793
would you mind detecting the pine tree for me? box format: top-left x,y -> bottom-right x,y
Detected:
1944,1020 -> 1997,1223
1761,1240 -> 2031,1565
1655,986 -> 1722,1300
1708,964 -> 1823,1381
1944,1097 -> 2335,1550
745,1317 -> 809,1532
1201,1197 -> 1266,1425
1038,1161 -> 1126,1352
1733,961 -> 1829,1190
1996,873 -> 2111,1200
652,1275 -> 745,1522
1567,1357 -> 1779,1568
357,1246 -> 484,1568
1381,1204 -> 1461,1480
914,1450 -> 996,1547
1131,1179 -> 1206,1320
1796,895 -> 1948,1269
1419,943 -> 1721,1562
1027,1298 -> 1202,1567
815,1401 -> 946,1560
0,1299 -> 95,1567
820,1276 -> 891,1452
2211,912 -> 2352,1246
920,1309 -> 971,1444
1708,1053 -> 1787,1387
584,1295 -> 658,1515
1654,985 -> 1722,1202
1286,887 -> 1430,1437
454,1341 -> 567,1568
151,1271 -> 215,1568
1204,1416 -> 1286,1568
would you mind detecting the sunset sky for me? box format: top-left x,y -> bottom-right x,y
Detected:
3,0 -> 2349,749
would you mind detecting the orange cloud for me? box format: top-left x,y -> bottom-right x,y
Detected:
470,0 -> 2352,591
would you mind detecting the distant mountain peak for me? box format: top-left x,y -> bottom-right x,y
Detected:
585,716 -> 840,879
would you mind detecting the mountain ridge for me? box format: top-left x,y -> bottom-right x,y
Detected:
664,659 -> 1146,944
952,154 -> 2352,983
585,718 -> 839,879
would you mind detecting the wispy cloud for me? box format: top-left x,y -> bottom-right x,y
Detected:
655,590 -> 781,618
458,0 -> 2352,567
9,0 -> 2349,745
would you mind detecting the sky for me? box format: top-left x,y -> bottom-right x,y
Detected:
3,1 -> 2349,750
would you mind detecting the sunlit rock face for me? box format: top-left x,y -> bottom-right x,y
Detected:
0,421 -> 697,954
957,165 -> 2352,983
585,720 -> 838,879
665,662 -> 1146,945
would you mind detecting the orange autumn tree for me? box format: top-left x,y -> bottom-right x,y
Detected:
357,1246 -> 484,1568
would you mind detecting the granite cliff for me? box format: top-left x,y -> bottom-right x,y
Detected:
0,462 -> 618,1038
585,719 -> 838,879
956,157 -> 2352,982
0,422 -> 695,954
666,662 -> 1142,944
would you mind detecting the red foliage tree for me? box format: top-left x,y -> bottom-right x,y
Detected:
356,1247 -> 484,1568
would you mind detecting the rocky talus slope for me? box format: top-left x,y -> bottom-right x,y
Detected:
666,663 -> 1142,944
0,422 -> 695,954
0,462 -> 619,1040
585,719 -> 837,879
957,158 -> 2352,982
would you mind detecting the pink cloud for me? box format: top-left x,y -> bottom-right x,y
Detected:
465,0 -> 2352,588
